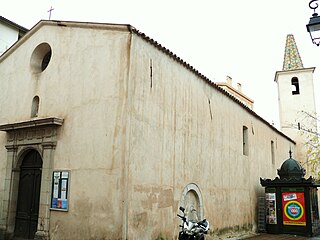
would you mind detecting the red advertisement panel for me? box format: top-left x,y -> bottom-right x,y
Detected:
282,192 -> 306,226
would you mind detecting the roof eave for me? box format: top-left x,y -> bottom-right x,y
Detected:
0,16 -> 28,33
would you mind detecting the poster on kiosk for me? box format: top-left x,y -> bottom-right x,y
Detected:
282,192 -> 306,226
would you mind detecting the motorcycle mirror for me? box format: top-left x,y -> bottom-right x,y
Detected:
179,206 -> 185,212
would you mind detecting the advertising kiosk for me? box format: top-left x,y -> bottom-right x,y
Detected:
260,155 -> 320,236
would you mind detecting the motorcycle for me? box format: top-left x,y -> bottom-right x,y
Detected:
177,206 -> 209,240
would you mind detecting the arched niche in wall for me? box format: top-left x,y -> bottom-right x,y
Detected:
180,183 -> 204,221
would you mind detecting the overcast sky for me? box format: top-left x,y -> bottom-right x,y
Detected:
2,0 -> 320,127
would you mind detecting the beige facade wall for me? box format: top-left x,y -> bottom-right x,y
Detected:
126,35 -> 295,239
0,21 -> 296,240
0,22 -> 132,239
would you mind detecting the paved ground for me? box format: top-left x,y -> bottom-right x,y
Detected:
244,233 -> 320,240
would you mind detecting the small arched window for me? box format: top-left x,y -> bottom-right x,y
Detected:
271,140 -> 275,165
31,96 -> 40,118
291,77 -> 300,95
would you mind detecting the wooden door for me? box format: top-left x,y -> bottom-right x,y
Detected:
14,150 -> 42,239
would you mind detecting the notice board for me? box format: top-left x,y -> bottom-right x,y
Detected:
51,170 -> 70,211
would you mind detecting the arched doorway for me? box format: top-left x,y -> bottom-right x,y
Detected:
14,150 -> 43,239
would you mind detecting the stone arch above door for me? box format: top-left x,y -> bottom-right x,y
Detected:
15,146 -> 43,170
0,117 -> 63,240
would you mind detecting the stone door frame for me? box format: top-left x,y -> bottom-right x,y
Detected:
0,117 -> 63,240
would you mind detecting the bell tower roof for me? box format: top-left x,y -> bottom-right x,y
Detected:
282,34 -> 304,71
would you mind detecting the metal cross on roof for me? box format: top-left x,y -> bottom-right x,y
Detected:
48,6 -> 54,20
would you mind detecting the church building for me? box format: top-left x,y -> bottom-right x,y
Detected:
0,20 -> 316,239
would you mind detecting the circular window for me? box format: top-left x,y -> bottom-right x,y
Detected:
30,43 -> 52,73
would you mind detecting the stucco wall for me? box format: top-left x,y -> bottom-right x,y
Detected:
0,22 -> 296,240
125,35 -> 295,239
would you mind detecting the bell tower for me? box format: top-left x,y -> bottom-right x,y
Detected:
275,34 -> 317,162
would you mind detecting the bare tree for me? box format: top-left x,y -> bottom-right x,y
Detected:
297,111 -> 320,178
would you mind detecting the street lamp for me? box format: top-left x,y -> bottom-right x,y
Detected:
307,0 -> 320,46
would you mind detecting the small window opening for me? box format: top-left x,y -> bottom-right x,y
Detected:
243,126 -> 248,155
208,99 -> 213,120
150,59 -> 153,88
31,96 -> 40,118
291,77 -> 300,95
271,141 -> 275,165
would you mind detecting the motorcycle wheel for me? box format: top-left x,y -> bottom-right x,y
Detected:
178,232 -> 190,240
196,235 -> 204,240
